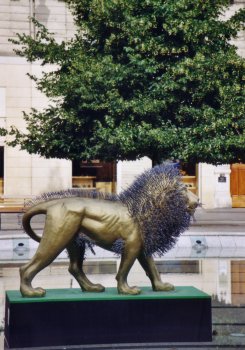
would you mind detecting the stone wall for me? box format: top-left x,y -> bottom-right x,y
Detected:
0,0 -> 75,56
0,56 -> 72,197
0,1 -> 244,202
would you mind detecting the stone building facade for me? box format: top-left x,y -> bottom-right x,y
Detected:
0,0 -> 244,207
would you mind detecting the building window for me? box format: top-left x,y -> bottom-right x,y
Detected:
72,160 -> 116,193
180,162 -> 198,194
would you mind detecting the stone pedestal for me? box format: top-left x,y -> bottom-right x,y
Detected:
5,287 -> 212,349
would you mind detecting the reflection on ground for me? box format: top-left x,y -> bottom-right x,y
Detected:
1,250 -> 245,349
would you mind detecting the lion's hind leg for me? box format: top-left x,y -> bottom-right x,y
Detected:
20,205 -> 81,297
20,258 -> 47,297
67,240 -> 105,292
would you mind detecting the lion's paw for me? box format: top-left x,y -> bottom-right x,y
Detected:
83,284 -> 105,293
20,286 -> 46,298
153,282 -> 175,292
118,285 -> 141,295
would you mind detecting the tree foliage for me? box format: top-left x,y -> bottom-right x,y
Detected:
4,0 -> 245,164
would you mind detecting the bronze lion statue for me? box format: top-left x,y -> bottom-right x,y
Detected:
20,164 -> 198,297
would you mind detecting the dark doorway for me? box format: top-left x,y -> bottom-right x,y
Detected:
72,160 -> 116,193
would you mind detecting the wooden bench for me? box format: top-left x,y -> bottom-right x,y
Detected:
0,196 -> 32,209
0,197 -> 28,229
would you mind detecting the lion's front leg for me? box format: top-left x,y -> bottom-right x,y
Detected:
116,232 -> 142,295
138,253 -> 174,292
67,240 -> 105,292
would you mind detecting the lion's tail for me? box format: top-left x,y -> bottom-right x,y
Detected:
22,205 -> 47,243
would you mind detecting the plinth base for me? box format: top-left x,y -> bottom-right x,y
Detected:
5,286 -> 212,348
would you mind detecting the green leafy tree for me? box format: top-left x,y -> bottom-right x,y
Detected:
4,0 -> 245,164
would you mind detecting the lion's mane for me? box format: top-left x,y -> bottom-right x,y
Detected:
119,164 -> 191,256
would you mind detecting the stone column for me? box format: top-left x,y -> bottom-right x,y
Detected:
116,157 -> 152,193
214,165 -> 232,208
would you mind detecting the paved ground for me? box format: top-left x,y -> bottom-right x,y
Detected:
192,207 -> 245,228
1,207 -> 245,349
1,207 -> 245,237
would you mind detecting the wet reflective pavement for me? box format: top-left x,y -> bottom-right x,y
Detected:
1,211 -> 245,349
1,255 -> 245,349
